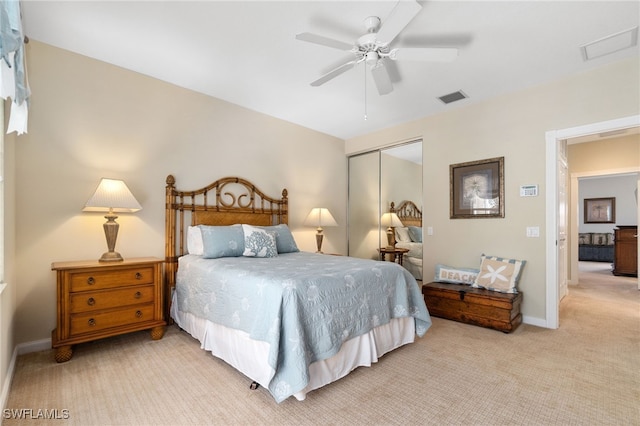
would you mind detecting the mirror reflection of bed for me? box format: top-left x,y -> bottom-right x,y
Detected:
347,140 -> 422,262
390,200 -> 423,280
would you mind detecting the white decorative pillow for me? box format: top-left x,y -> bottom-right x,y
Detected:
606,233 -> 614,246
591,233 -> 608,246
187,226 -> 204,255
578,233 -> 592,245
472,254 -> 526,293
242,224 -> 278,258
395,227 -> 411,242
434,264 -> 479,285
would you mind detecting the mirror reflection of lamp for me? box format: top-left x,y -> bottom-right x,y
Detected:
304,208 -> 338,253
83,178 -> 142,262
380,212 -> 403,249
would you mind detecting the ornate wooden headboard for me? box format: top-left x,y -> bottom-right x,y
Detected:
164,175 -> 288,318
390,200 -> 422,227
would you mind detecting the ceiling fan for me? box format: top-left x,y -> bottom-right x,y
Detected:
296,0 -> 458,96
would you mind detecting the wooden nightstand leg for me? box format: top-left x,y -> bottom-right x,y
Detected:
150,326 -> 165,340
54,345 -> 73,363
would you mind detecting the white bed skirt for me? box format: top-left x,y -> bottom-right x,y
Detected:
171,292 -> 415,401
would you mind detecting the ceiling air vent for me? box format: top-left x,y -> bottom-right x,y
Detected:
438,90 -> 468,105
580,26 -> 638,61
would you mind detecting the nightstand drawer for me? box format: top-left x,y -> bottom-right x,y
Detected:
70,266 -> 155,292
70,304 -> 155,336
70,285 -> 155,313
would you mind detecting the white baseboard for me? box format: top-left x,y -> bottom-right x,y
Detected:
0,345 -> 18,415
522,315 -> 547,328
17,338 -> 51,355
1,338 -> 52,413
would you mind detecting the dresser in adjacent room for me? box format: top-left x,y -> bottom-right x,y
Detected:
613,226 -> 638,277
51,257 -> 166,362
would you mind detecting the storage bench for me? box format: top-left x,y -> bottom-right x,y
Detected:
422,281 -> 522,333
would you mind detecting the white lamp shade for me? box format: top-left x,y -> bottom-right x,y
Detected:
380,212 -> 403,227
304,208 -> 338,227
83,178 -> 142,213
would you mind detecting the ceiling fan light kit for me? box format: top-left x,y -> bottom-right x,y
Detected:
296,0 -> 459,96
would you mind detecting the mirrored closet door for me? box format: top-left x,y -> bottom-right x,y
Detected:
348,140 -> 422,262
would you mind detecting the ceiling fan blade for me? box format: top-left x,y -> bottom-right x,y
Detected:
311,60 -> 358,86
370,61 -> 393,95
375,0 -> 422,44
390,47 -> 458,62
296,32 -> 353,51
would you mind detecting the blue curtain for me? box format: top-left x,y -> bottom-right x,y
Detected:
0,0 -> 29,134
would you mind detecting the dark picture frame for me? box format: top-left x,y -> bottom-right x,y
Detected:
584,197 -> 615,223
450,157 -> 505,219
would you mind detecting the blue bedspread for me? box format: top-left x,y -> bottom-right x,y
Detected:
176,251 -> 431,402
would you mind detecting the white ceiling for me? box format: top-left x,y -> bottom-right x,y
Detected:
21,1 -> 640,140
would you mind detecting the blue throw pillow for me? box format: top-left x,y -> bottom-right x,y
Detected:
260,224 -> 299,253
408,226 -> 422,243
199,225 -> 244,259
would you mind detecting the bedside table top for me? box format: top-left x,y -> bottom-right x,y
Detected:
377,247 -> 410,254
51,257 -> 163,271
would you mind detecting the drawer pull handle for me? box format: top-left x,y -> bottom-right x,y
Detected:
87,297 -> 95,306
135,310 -> 143,319
134,291 -> 142,299
88,318 -> 96,327
135,272 -> 142,280
87,277 -> 95,285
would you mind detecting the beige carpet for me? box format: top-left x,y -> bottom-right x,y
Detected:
4,262 -> 639,425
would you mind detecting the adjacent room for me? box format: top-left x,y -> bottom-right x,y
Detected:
0,1 -> 638,424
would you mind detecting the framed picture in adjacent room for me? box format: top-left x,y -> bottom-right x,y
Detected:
584,197 -> 615,223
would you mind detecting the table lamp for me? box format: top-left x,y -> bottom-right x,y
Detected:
83,178 -> 142,262
380,212 -> 403,249
304,207 -> 338,253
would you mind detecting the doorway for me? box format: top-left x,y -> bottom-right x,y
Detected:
545,115 -> 640,329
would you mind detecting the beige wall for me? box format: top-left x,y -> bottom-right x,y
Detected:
346,57 -> 640,323
381,153 -> 422,213
568,135 -> 639,174
1,102 -> 17,409
13,41 -> 347,344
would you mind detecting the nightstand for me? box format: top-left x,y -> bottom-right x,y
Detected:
377,247 -> 410,266
51,257 -> 166,363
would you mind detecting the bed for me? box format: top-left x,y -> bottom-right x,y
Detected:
390,200 -> 423,280
165,175 -> 431,403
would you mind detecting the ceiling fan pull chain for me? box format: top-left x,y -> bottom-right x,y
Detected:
364,62 -> 368,121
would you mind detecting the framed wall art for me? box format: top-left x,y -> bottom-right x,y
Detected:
584,197 -> 615,223
450,157 -> 504,219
